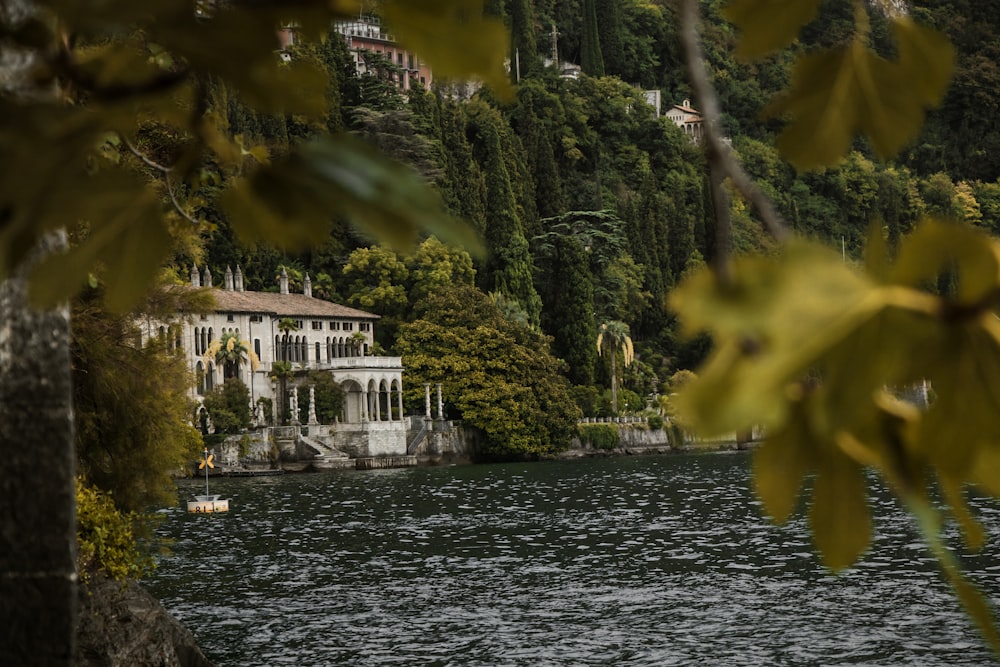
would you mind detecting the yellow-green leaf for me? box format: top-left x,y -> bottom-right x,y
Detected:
723,0 -> 822,59
222,134 -> 483,256
752,399 -> 814,523
893,19 -> 955,107
769,24 -> 955,170
383,0 -> 513,99
889,219 -> 1000,305
670,240 -> 883,436
809,449 -> 871,570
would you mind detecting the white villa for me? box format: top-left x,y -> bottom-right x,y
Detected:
144,264 -> 412,460
665,98 -> 704,142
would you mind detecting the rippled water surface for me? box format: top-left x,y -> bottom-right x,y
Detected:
146,453 -> 1000,666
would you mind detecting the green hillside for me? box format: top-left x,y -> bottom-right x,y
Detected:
186,0 -> 999,457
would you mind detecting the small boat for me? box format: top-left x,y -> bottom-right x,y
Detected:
188,448 -> 230,513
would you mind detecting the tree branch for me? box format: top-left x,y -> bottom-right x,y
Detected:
124,139 -> 200,227
678,0 -> 789,257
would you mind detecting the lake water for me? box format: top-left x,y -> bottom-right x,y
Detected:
145,452 -> 1000,666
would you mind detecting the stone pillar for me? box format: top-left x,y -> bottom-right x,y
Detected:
0,233 -> 77,667
290,388 -> 299,424
436,383 -> 443,420
308,385 -> 318,425
360,389 -> 369,422
397,386 -> 404,422
424,383 -> 432,419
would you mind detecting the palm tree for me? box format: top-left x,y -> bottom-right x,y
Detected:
204,331 -> 259,381
597,320 -> 634,415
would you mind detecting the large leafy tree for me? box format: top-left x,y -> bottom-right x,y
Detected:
405,236 -> 476,305
201,379 -> 252,435
396,285 -> 580,459
72,288 -> 203,512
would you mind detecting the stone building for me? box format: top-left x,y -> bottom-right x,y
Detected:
141,265 -> 409,458
665,98 -> 704,142
331,15 -> 433,91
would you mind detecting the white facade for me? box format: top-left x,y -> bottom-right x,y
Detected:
142,265 -> 408,450
665,98 -> 704,141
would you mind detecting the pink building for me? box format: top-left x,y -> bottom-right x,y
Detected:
332,16 -> 433,92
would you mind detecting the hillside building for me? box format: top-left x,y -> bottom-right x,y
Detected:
331,15 -> 433,91
666,98 -> 704,142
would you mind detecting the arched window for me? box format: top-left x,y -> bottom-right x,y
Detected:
326,337 -> 332,362
315,341 -> 321,362
301,338 -> 307,361
254,338 -> 261,362
201,328 -> 207,355
206,363 -> 215,392
208,327 -> 214,345
275,335 -> 282,361
194,327 -> 200,355
196,361 -> 206,395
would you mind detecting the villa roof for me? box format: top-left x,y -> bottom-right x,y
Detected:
176,286 -> 379,320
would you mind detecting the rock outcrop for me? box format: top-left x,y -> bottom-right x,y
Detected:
76,573 -> 214,667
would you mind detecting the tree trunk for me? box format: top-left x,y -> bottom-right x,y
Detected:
1,6 -> 77,659
610,350 -> 619,414
0,234 -> 78,666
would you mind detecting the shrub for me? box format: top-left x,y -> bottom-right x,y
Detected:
579,423 -> 620,450
76,479 -> 154,581
647,414 -> 664,431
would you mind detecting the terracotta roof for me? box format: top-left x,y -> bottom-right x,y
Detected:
672,105 -> 701,116
174,286 -> 379,320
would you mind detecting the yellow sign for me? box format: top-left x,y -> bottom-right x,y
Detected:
198,454 -> 215,470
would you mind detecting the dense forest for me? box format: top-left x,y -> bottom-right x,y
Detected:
159,0 -> 1000,458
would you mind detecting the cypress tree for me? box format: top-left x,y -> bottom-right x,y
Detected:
580,0 -> 605,76
546,235 -> 597,385
509,0 -> 538,79
467,103 -> 542,326
595,0 -> 624,77
513,92 -> 567,218
440,101 -> 487,229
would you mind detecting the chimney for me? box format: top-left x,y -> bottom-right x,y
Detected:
203,266 -> 213,287
303,273 -> 312,298
224,266 -> 234,291
235,265 -> 244,292
279,267 -> 288,295
190,265 -> 201,288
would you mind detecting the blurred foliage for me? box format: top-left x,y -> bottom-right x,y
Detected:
76,479 -> 155,582
72,285 -> 204,512
1,0 -> 508,310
